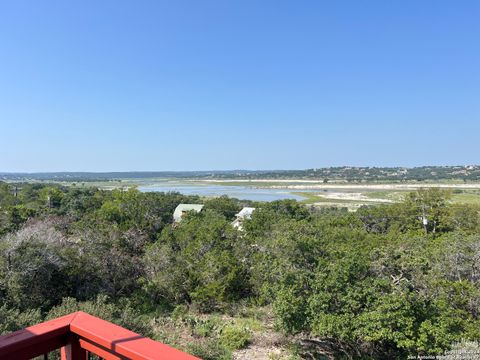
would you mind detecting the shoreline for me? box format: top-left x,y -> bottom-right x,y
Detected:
198,179 -> 480,190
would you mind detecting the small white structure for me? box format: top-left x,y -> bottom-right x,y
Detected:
173,204 -> 204,223
232,207 -> 255,229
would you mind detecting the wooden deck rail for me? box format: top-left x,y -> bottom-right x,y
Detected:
0,311 -> 200,360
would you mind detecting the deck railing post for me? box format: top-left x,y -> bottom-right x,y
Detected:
60,334 -> 88,360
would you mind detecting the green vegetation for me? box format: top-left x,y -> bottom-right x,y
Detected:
220,324 -> 252,350
292,192 -> 325,204
2,165 -> 480,182
451,190 -> 480,205
364,189 -> 480,206
364,190 -> 408,201
1,182 -> 480,358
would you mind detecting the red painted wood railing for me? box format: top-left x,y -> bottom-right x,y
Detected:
0,311 -> 200,360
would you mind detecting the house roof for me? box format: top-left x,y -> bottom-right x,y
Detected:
173,204 -> 204,222
236,207 -> 255,219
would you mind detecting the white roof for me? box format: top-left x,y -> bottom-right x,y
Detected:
236,207 -> 255,219
173,204 -> 204,222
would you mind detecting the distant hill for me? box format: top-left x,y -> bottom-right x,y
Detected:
1,165 -> 480,183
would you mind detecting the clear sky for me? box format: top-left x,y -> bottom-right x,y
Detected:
0,1 -> 479,172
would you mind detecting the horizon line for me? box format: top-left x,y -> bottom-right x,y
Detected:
1,164 -> 479,174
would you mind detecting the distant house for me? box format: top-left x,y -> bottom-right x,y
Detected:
173,204 -> 204,223
232,207 -> 255,230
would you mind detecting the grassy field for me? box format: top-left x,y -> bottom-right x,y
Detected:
364,190 -> 408,202
294,188 -> 480,209
292,191 -> 389,211
451,190 -> 480,205
364,189 -> 480,205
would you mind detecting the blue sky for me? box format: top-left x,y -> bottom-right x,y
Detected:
0,1 -> 479,172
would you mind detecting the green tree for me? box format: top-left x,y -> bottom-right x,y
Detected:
144,210 -> 248,311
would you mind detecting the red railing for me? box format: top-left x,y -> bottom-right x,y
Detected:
0,311 -> 200,360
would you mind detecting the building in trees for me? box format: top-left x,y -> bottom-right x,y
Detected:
232,207 -> 255,230
173,204 -> 204,223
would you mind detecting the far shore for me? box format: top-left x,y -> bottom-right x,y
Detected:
199,179 -> 480,190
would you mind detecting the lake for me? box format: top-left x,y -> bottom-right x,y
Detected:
138,181 -> 305,201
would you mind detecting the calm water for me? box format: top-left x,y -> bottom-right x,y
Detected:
138,182 -> 305,202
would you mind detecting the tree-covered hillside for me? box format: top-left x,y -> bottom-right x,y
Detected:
1,165 -> 480,183
0,182 -> 479,359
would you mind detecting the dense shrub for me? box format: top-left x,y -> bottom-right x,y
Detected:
187,338 -> 232,360
0,305 -> 42,335
220,324 -> 252,350
0,184 -> 479,358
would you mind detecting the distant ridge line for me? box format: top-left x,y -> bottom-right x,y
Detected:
1,166 -> 480,182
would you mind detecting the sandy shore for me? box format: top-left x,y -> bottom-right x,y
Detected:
270,184 -> 480,190
200,179 -> 480,190
316,192 -> 394,203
